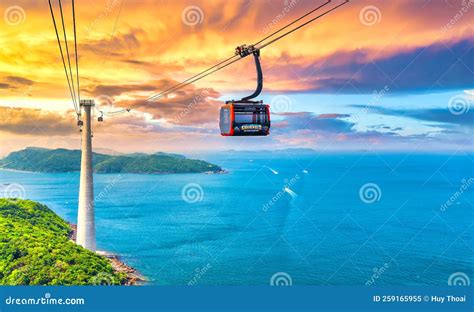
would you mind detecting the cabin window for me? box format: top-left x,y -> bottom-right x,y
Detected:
220,108 -> 231,133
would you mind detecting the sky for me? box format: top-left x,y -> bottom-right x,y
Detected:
0,0 -> 473,156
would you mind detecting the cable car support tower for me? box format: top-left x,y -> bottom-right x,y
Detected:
77,99 -> 96,251
49,0 -> 96,251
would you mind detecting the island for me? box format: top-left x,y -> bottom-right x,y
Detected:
0,198 -> 141,285
0,147 -> 224,174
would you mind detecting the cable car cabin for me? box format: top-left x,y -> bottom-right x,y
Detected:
220,101 -> 270,136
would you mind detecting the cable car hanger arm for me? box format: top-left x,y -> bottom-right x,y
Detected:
236,46 -> 262,102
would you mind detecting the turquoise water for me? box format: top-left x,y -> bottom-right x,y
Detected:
1,152 -> 473,285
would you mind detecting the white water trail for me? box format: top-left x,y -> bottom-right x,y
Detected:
283,187 -> 298,198
264,166 -> 279,175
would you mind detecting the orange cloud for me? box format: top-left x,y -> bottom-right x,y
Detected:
0,106 -> 76,135
0,0 -> 472,153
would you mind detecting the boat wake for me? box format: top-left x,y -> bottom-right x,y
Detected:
264,166 -> 279,175
283,187 -> 298,198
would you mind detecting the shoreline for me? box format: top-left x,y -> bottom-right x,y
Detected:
0,167 -> 228,175
69,223 -> 146,286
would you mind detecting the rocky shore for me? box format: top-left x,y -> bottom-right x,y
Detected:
69,223 -> 146,285
96,251 -> 146,286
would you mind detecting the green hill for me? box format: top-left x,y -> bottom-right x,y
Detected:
0,147 -> 223,174
0,199 -> 125,285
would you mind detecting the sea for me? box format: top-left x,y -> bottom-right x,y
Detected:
1,151 -> 473,286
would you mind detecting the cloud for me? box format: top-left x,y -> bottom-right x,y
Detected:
354,105 -> 474,128
316,113 -> 351,119
89,79 -> 223,126
81,28 -> 144,56
268,111 -> 466,150
274,112 -> 355,134
266,38 -> 474,93
368,124 -> 404,132
0,107 -> 76,135
87,82 -> 161,97
0,74 -> 36,91
5,76 -> 35,86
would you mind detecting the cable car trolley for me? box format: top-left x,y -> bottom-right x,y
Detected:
220,45 -> 270,136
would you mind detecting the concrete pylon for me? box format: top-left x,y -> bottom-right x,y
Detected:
77,99 -> 96,251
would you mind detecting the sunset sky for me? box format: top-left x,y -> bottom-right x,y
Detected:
0,0 -> 472,156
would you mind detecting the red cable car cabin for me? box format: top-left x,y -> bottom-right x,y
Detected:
220,46 -> 270,136
220,101 -> 270,136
